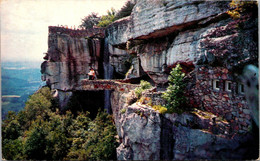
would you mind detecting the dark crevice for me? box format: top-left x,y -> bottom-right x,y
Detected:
160,115 -> 174,160
65,91 -> 105,119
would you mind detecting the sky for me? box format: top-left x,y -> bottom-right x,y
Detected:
0,0 -> 127,62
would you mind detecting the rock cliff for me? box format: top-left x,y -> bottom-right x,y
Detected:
111,90 -> 258,160
41,0 -> 258,160
41,26 -> 105,91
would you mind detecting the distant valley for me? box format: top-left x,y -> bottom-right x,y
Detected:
1,61 -> 45,119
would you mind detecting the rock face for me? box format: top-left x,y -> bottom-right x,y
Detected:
106,0 -> 229,45
106,0 -> 230,84
41,26 -> 105,91
111,90 -> 258,160
106,0 -> 257,134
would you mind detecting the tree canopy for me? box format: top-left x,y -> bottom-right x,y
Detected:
79,0 -> 136,28
2,87 -> 118,160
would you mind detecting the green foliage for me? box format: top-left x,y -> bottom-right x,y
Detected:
2,138 -> 25,160
162,64 -> 187,114
67,110 -> 118,160
115,1 -> 135,20
80,1 -> 135,29
120,108 -> 126,114
97,8 -> 116,27
135,80 -> 152,98
80,12 -> 101,29
152,105 -> 168,114
2,111 -> 22,140
2,87 -> 118,160
24,87 -> 54,121
24,120 -> 48,159
227,0 -> 258,19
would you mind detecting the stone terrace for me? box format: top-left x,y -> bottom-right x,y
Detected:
76,79 -> 139,93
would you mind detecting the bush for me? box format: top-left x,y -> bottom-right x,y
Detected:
162,64 -> 187,114
227,0 -> 258,19
135,80 -> 152,98
120,108 -> 126,114
152,105 -> 168,114
138,96 -> 151,105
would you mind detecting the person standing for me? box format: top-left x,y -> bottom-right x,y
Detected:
88,68 -> 96,80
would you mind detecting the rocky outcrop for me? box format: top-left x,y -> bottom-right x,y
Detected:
111,90 -> 258,160
106,0 -> 229,45
106,0 -> 257,136
41,27 -> 105,91
106,0 -> 257,85
106,0 -> 230,84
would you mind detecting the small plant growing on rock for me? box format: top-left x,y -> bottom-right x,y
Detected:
152,105 -> 167,114
162,64 -> 187,114
138,97 -> 151,105
120,108 -> 126,114
134,80 -> 152,99
227,0 -> 257,19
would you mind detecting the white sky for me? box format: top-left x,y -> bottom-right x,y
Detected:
0,0 -> 127,62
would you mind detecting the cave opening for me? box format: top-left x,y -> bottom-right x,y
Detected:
65,91 -> 105,119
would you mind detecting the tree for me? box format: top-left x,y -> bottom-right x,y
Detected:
2,87 -> 118,160
80,12 -> 101,29
2,138 -> 24,160
66,110 -> 118,160
2,111 -> 22,140
23,87 -> 56,127
97,8 -> 117,27
115,0 -> 135,20
162,64 -> 187,113
24,120 -> 48,159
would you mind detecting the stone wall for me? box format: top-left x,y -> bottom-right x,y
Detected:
187,66 -> 250,134
77,79 -> 139,93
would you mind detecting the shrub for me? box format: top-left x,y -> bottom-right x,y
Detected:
135,80 -> 152,98
138,96 -> 151,105
162,64 -> 187,114
120,108 -> 126,114
152,105 -> 168,114
227,0 -> 258,19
